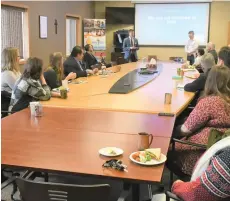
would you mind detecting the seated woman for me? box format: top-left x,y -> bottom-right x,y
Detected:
9,57 -> 51,113
168,65 -> 230,176
1,47 -> 21,94
184,53 -> 215,93
44,52 -> 76,89
172,137 -> 230,201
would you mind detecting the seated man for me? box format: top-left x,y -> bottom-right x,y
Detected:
83,44 -> 100,70
218,46 -> 230,68
83,44 -> 111,69
184,53 -> 215,93
206,42 -> 218,64
64,46 -> 97,78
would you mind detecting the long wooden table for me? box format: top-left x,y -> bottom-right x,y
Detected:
2,108 -> 175,201
2,60 -> 195,200
43,61 -> 195,116
2,107 -> 175,138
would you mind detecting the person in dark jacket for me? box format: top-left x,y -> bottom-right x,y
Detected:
184,53 -> 215,93
83,44 -> 100,70
218,46 -> 230,68
63,46 -> 97,78
83,44 -> 111,69
206,42 -> 218,64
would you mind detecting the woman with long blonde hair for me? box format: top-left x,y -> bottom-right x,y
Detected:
44,52 -> 76,89
1,47 -> 21,93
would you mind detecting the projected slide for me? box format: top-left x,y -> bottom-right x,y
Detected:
135,3 -> 210,46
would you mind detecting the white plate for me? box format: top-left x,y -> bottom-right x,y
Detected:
129,151 -> 167,166
99,147 -> 123,157
182,68 -> 196,72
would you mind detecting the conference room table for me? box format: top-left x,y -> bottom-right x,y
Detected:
2,108 -> 175,201
2,60 -> 196,200
43,61 -> 195,116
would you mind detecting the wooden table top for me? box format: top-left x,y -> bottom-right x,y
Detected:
2,108 -> 175,138
2,124 -> 171,183
2,108 -> 174,183
43,61 -> 195,116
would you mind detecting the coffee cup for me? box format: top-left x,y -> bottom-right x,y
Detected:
137,132 -> 153,151
30,102 -> 42,117
60,88 -> 68,99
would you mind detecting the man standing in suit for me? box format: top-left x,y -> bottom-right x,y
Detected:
64,46 -> 97,78
123,29 -> 139,62
185,31 -> 199,65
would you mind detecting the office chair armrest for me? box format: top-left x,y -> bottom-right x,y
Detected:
165,191 -> 183,201
117,190 -> 130,201
172,138 -> 207,149
1,110 -> 13,114
1,177 -> 16,190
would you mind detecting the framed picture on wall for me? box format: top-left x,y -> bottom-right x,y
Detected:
39,16 -> 48,39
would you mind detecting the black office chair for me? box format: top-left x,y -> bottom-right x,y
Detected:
168,138 -> 207,187
16,177 -> 129,201
116,57 -> 126,65
1,91 -> 11,118
165,138 -> 207,201
165,191 -> 183,201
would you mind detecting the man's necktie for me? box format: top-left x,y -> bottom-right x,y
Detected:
131,38 -> 134,47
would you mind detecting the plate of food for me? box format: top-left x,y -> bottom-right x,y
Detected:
185,74 -> 198,79
130,148 -> 166,166
99,147 -> 123,157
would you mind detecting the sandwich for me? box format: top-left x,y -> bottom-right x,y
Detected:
145,148 -> 161,161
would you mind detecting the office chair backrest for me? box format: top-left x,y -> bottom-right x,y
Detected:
1,91 -> 11,118
16,178 -> 110,201
116,57 -> 126,65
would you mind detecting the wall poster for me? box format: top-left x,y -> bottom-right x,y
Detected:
83,19 -> 106,60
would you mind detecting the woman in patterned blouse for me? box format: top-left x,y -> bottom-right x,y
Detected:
168,65 -> 230,176
172,144 -> 230,201
9,57 -> 51,112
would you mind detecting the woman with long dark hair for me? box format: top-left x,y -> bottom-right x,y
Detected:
9,57 -> 51,112
44,52 -> 76,89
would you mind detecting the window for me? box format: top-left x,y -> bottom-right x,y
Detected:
66,15 -> 82,56
1,4 -> 29,60
66,18 -> 77,56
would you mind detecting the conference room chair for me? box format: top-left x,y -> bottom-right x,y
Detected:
165,191 -> 183,201
1,91 -> 11,118
148,55 -> 157,62
116,56 -> 126,65
15,177 -> 129,201
169,138 -> 207,187
164,139 -> 207,201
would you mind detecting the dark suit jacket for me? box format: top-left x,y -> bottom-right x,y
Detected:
63,56 -> 87,78
123,37 -> 139,60
83,52 -> 98,70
